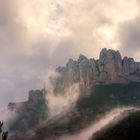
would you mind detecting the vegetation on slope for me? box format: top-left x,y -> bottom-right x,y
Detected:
34,82 -> 140,139
90,110 -> 140,140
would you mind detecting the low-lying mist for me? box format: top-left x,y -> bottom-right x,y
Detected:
1,69 -> 140,140
44,69 -> 80,118
0,107 -> 17,130
58,107 -> 139,140
0,69 -> 80,133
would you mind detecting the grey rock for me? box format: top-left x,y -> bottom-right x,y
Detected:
28,90 -> 45,102
122,57 -> 136,74
98,48 -> 122,81
55,48 -> 140,92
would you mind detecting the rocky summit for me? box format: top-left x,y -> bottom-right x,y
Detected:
55,48 -> 140,93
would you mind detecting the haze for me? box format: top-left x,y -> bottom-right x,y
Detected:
0,0 -> 140,106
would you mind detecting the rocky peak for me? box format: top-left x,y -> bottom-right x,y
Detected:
99,48 -> 107,60
98,48 -> 122,81
122,56 -> 136,74
99,48 -> 122,61
8,102 -> 17,111
78,54 -> 88,62
67,59 -> 74,66
28,89 -> 45,102
54,48 -> 140,93
8,89 -> 47,132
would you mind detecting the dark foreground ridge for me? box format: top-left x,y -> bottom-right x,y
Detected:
91,110 -> 140,140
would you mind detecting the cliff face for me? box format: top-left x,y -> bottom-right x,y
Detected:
55,48 -> 140,93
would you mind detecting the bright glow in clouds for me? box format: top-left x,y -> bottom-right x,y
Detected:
17,0 -> 139,56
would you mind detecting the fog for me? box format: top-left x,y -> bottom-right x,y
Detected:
58,107 -> 139,140
0,107 -> 17,130
0,0 -> 140,106
44,69 -> 80,118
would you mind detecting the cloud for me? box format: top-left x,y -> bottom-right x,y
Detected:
59,107 -> 139,140
118,16 -> 140,60
0,107 -> 17,130
0,0 -> 139,106
44,69 -> 80,118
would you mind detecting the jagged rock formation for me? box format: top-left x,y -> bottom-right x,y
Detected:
28,90 -> 46,103
55,48 -> 140,93
8,89 -> 46,111
8,89 -> 47,133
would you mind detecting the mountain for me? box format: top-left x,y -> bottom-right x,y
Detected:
7,48 -> 140,140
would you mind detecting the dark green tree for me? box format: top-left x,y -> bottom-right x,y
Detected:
0,122 -> 8,140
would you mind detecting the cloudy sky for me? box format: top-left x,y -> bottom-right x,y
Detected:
0,0 -> 140,106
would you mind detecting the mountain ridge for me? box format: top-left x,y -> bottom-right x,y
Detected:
54,48 -> 140,94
